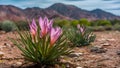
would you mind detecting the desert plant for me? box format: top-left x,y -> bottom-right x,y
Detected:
15,21 -> 29,30
66,24 -> 96,46
78,18 -> 90,26
10,17 -> 71,66
54,19 -> 70,27
1,20 -> 17,32
70,20 -> 79,27
0,22 -> 2,30
112,23 -> 120,31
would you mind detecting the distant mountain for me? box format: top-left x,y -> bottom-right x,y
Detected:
24,7 -> 70,20
91,9 -> 120,20
0,3 -> 120,22
0,5 -> 26,22
47,3 -> 96,20
47,3 -> 120,20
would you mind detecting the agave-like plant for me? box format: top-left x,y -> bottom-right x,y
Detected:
66,24 -> 96,46
11,17 -> 71,65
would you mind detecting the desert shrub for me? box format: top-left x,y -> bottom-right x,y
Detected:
54,19 -> 70,27
110,19 -> 120,25
65,24 -> 96,46
70,20 -> 79,27
15,21 -> 29,30
90,21 -> 98,26
104,25 -> 112,31
90,20 -> 111,26
112,24 -> 120,31
0,23 -> 2,30
10,17 -> 71,66
88,26 -> 106,31
1,20 -> 17,32
78,18 -> 90,26
88,26 -> 113,31
97,20 -> 111,26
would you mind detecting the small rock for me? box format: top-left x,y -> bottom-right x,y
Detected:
106,39 -> 115,41
0,31 -> 6,34
90,47 -> 107,53
16,62 -> 22,66
0,51 -> 4,57
0,46 -> 6,50
101,43 -> 111,46
97,38 -> 106,42
117,51 -> 120,55
68,53 -> 83,57
4,43 -> 11,47
76,67 -> 82,68
94,45 -> 103,49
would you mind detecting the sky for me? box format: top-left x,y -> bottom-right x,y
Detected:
0,0 -> 120,16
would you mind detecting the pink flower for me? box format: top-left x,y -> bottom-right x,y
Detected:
77,24 -> 84,32
50,27 -> 62,46
29,19 -> 37,37
39,17 -> 53,37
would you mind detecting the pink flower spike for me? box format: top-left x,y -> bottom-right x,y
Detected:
39,17 -> 53,38
77,24 -> 80,29
50,27 -> 62,46
80,27 -> 83,32
29,19 -> 37,36
77,24 -> 84,32
39,17 -> 48,37
47,20 -> 53,32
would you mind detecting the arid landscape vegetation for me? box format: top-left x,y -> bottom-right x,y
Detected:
0,31 -> 120,68
0,1 -> 120,68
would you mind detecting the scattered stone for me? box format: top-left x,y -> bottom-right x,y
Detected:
106,39 -> 115,41
116,51 -> 120,55
0,31 -> 6,34
76,67 -> 82,68
101,43 -> 111,46
94,45 -> 103,49
68,53 -> 83,57
4,43 -> 11,47
0,46 -> 6,50
97,38 -> 106,42
0,51 -> 4,57
90,47 -> 107,53
4,43 -> 12,50
16,62 -> 22,66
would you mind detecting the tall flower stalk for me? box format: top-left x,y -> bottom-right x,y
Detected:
11,17 -> 71,66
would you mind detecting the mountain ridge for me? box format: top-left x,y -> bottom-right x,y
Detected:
0,3 -> 120,22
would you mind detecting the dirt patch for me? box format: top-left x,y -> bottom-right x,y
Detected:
0,31 -> 120,68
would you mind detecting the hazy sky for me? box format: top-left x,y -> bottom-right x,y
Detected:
0,0 -> 120,16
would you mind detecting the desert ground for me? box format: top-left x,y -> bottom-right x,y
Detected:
0,31 -> 120,68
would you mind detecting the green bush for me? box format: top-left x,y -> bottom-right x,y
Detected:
54,19 -> 70,27
70,20 -> 79,27
1,20 -> 17,32
112,24 -> 120,31
78,18 -> 90,26
88,26 -> 112,31
65,25 -> 96,46
0,23 -> 2,30
15,21 -> 29,30
91,20 -> 111,26
97,20 -> 111,26
110,19 -> 120,25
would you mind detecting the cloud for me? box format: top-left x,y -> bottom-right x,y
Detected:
64,0 -> 86,1
102,0 -> 114,1
106,8 -> 120,10
113,1 -> 120,4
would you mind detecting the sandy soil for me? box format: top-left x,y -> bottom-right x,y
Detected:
0,31 -> 120,68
